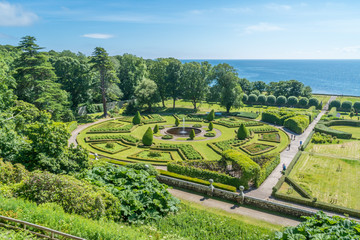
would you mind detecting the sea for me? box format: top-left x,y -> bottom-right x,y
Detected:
181,60 -> 360,96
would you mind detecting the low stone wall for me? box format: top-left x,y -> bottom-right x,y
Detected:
158,175 -> 314,218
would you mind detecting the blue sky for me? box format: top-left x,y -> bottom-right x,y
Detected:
1,0 -> 360,59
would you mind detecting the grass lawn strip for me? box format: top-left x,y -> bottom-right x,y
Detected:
240,143 -> 276,156
90,142 -> 130,154
258,132 -> 281,143
127,150 -> 174,162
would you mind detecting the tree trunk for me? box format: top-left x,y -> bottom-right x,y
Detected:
100,71 -> 107,117
148,103 -> 152,113
162,98 -> 165,108
226,104 -> 231,113
193,100 -> 197,110
173,98 -> 176,110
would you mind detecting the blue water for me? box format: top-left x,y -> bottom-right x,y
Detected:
181,60 -> 360,96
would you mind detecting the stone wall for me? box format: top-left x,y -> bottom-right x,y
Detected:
158,175 -> 314,218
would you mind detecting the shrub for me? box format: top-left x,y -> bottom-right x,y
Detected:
267,95 -> 276,105
354,101 -> 360,112
248,94 -> 258,104
105,142 -> 115,148
206,109 -> 215,121
237,123 -> 250,140
314,123 -> 352,139
189,129 -> 195,140
208,122 -> 214,131
276,96 -> 287,106
341,100 -> 353,111
142,127 -> 153,146
132,111 -> 141,125
127,162 -> 159,176
284,115 -> 309,134
287,96 -> 298,106
204,132 -> 215,137
161,134 -> 173,139
153,124 -> 159,134
257,94 -> 267,105
175,117 -> 180,126
261,111 -> 296,125
308,97 -> 319,107
298,97 -> 309,107
16,171 -> 122,221
193,124 -> 202,128
242,93 -> 248,102
0,159 -> 28,185
311,132 -> 339,144
329,100 -> 341,109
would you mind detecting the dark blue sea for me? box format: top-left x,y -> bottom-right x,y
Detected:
181,60 -> 360,96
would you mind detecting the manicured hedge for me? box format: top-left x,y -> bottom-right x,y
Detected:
261,111 -> 295,125
284,115 -> 309,134
285,176 -> 312,199
167,162 -> 244,189
300,130 -> 314,151
254,154 -> 280,187
236,112 -> 259,119
159,170 -> 237,192
314,123 -> 352,139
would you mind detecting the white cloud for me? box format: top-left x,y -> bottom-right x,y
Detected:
82,33 -> 114,39
338,46 -> 360,53
0,2 -> 38,26
244,23 -> 284,34
266,3 -> 292,11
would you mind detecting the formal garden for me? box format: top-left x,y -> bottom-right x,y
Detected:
273,103 -> 360,217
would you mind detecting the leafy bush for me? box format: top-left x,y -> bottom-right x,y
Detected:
206,109 -> 215,121
341,100 -> 353,111
275,211 -> 360,240
354,101 -> 360,112
148,151 -> 162,158
142,127 -> 153,146
208,121 -> 214,131
89,124 -> 133,133
276,96 -> 287,106
127,162 -> 159,176
161,134 -> 173,140
314,123 -> 352,139
329,99 -> 341,109
16,171 -> 122,221
261,111 -> 296,125
82,164 -> 179,223
311,132 -> 340,144
193,123 -> 202,128
132,111 -> 141,125
237,123 -> 249,140
242,93 -> 248,102
257,94 -> 267,105
287,96 -> 298,106
284,115 -> 309,134
267,95 -> 276,105
308,97 -> 319,107
105,142 -> 115,148
156,144 -> 203,160
204,132 -> 215,137
189,129 -> 195,140
248,94 -> 258,104
298,97 -> 309,107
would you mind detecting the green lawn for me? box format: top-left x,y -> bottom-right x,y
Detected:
313,94 -> 331,104
288,152 -> 360,210
330,125 -> 360,138
336,95 -> 360,104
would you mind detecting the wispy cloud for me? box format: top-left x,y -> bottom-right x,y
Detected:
0,1 -> 38,26
82,33 -> 114,39
337,46 -> 360,53
266,3 -> 292,11
244,22 -> 284,34
222,7 -> 252,14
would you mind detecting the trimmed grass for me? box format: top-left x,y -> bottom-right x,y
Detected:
313,94 -> 331,105
306,140 -> 360,159
277,182 -> 304,199
288,152 -> 360,210
336,95 -> 360,104
136,150 -> 173,161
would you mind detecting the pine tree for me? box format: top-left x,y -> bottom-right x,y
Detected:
207,109 -> 215,121
175,117 -> 180,126
189,129 -> 195,140
153,124 -> 159,133
208,122 -> 214,131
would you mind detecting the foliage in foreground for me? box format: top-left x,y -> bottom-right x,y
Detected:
0,194 -> 276,240
276,211 -> 360,240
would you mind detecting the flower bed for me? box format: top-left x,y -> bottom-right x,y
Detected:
90,142 -> 131,154
258,132 -> 281,143
240,143 -> 276,156
127,150 -> 174,163
153,143 -> 203,160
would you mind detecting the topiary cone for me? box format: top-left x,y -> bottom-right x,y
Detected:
208,122 -> 214,131
175,117 -> 180,126
189,129 -> 195,140
153,124 -> 159,133
142,127 -> 153,146
237,123 -> 249,140
207,109 -> 215,121
132,111 -> 141,125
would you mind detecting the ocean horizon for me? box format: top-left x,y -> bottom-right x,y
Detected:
181,59 -> 360,96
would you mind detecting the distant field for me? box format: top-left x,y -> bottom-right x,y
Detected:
306,140 -> 360,160
313,94 -> 331,104
336,96 -> 360,103
288,152 -> 360,210
331,125 -> 360,138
